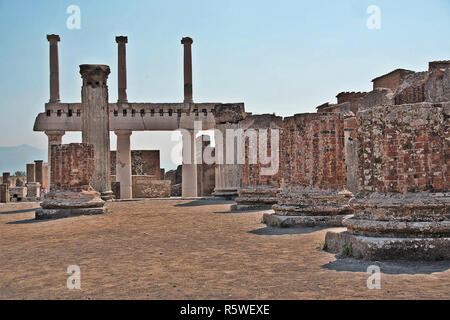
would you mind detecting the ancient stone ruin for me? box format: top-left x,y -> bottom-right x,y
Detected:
263,113 -> 353,227
35,143 -> 106,219
232,114 -> 283,210
325,103 -> 449,260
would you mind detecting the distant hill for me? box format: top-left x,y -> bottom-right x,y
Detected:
0,145 -> 47,174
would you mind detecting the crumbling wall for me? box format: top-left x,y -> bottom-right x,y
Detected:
51,143 -> 95,192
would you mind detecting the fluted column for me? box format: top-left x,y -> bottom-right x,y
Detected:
80,64 -> 112,199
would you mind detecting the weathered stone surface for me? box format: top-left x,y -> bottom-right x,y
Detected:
425,65 -> 450,103
263,212 -> 351,228
41,189 -> 105,209
111,150 -> 161,178
325,231 -> 450,261
132,177 -> 171,198
37,143 -> 105,220
325,103 -> 449,260
213,103 -> 246,124
357,88 -> 394,112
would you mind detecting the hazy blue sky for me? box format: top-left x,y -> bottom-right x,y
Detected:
0,0 -> 449,169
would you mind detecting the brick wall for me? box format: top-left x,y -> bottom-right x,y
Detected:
356,103 -> 449,193
281,113 -> 346,191
132,176 -> 171,198
50,143 -> 95,192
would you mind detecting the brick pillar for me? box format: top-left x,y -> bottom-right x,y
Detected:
181,37 -> 193,103
34,160 -> 44,192
265,113 -> 352,227
325,103 -> 450,260
26,163 -> 36,183
45,131 -> 65,191
47,34 -> 60,103
0,184 -> 9,203
233,114 -> 283,210
115,130 -> 132,199
80,64 -> 112,200
116,36 -> 128,103
2,172 -> 10,185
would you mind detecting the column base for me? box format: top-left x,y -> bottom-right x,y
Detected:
213,188 -> 239,200
269,188 -> 353,227
263,213 -> 352,228
35,207 -> 106,220
324,231 -> 450,261
232,186 -> 280,211
36,188 -> 106,220
101,191 -> 114,201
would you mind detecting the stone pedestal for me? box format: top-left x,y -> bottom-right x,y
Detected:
36,143 -> 106,220
325,103 -> 450,260
233,186 -> 281,211
80,64 -> 112,200
263,113 -> 352,227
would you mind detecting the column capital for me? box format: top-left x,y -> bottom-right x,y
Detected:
114,129 -> 133,136
79,64 -> 110,88
116,36 -> 128,44
181,37 -> 193,45
47,34 -> 60,43
45,130 -> 65,137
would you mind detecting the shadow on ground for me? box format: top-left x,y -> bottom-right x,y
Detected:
322,257 -> 450,275
174,200 -> 234,207
0,208 -> 39,215
249,225 -> 330,236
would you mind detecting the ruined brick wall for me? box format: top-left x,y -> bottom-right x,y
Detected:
394,72 -> 427,105
50,143 -> 95,192
0,184 -> 9,203
356,103 -> 449,193
239,114 -> 283,188
336,92 -> 367,113
111,150 -> 161,178
281,113 -> 346,191
372,69 -> 414,91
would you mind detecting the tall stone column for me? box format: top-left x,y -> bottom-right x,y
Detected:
182,129 -> 198,197
45,131 -> 65,191
80,64 -> 113,200
115,130 -> 132,199
181,37 -> 193,103
212,104 -> 246,199
115,36 -> 128,103
47,34 -> 60,103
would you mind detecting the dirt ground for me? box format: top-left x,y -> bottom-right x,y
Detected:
0,199 -> 449,300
